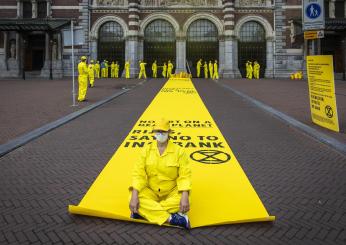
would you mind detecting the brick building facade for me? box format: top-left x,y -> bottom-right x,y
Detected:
0,0 -> 345,79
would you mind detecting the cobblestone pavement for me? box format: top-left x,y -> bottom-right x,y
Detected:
219,78 -> 346,143
0,78 -> 141,144
0,78 -> 345,244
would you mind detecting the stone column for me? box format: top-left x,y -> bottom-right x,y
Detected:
265,36 -> 274,77
32,0 -> 37,18
126,0 -> 140,77
41,33 -> 51,78
52,32 -> 63,79
176,34 -> 186,73
1,32 -> 8,70
47,0 -> 52,17
222,0 -> 241,78
90,36 -> 98,61
329,0 -> 336,19
223,35 -> 241,78
17,0 -> 22,18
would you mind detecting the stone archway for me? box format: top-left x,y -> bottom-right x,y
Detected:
234,15 -> 274,78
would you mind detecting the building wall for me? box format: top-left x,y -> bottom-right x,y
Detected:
0,0 -> 312,78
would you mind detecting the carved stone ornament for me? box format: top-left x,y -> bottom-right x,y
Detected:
238,0 -> 266,7
96,0 -> 128,6
142,0 -> 219,6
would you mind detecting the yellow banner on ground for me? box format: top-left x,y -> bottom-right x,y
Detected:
69,78 -> 275,228
306,55 -> 339,132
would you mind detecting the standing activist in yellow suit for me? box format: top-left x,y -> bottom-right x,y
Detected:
111,62 -> 116,78
125,61 -> 130,79
152,60 -> 158,78
212,60 -> 219,80
129,118 -> 192,229
95,61 -> 100,78
88,60 -> 95,88
162,62 -> 167,78
78,56 -> 88,102
167,60 -> 174,78
115,61 -> 119,78
138,61 -> 147,79
208,61 -> 213,78
196,59 -> 202,78
204,61 -> 208,78
253,61 -> 260,79
246,61 -> 253,79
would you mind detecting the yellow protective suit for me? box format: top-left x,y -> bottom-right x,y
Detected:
162,63 -> 167,78
88,63 -> 95,87
105,62 -> 109,78
209,62 -> 213,78
78,61 -> 88,101
111,62 -> 116,78
115,63 -> 119,78
138,62 -> 147,79
130,140 -> 192,225
253,62 -> 260,79
196,60 -> 202,78
95,62 -> 100,78
247,63 -> 253,79
167,62 -> 174,78
152,62 -> 158,78
125,61 -> 130,79
213,62 -> 219,80
204,63 -> 208,78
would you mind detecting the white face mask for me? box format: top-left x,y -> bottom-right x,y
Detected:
155,132 -> 169,143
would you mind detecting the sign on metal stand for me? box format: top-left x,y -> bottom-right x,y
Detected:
303,0 -> 325,31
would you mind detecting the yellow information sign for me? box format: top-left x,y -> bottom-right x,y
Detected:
304,30 -> 324,40
69,78 -> 274,228
306,55 -> 339,132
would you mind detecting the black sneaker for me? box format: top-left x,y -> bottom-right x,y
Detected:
130,212 -> 144,220
169,213 -> 190,229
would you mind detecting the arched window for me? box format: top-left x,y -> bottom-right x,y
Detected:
238,21 -> 266,78
144,19 -> 176,77
186,19 -> 219,77
98,21 -> 125,75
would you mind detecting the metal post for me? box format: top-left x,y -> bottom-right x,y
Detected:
71,20 -> 77,107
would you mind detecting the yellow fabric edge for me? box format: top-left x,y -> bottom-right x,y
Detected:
69,205 -> 275,229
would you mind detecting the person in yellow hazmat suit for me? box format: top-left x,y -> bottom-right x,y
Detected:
167,60 -> 174,78
208,61 -> 213,78
101,60 -> 106,78
253,61 -> 260,79
247,61 -> 253,79
95,61 -> 100,79
78,56 -> 88,102
88,60 -> 95,88
125,61 -> 130,79
245,61 -> 250,79
152,60 -> 158,78
115,61 -> 119,78
196,59 -> 202,78
138,61 -> 147,79
212,60 -> 219,80
111,61 -> 116,78
204,61 -> 208,78
162,62 -> 167,78
129,118 -> 192,229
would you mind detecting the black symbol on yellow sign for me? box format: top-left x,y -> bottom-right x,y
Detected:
325,105 -> 333,118
190,150 -> 231,164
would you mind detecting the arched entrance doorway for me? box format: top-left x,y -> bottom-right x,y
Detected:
238,21 -> 266,78
144,19 -> 176,77
186,19 -> 219,77
98,21 -> 125,77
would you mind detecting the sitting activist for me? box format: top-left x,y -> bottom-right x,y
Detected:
129,118 -> 192,229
